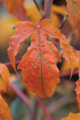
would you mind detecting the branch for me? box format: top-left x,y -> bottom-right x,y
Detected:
4,60 -> 20,67
59,12 -> 69,29
33,0 -> 43,17
44,0 -> 53,18
60,69 -> 78,77
9,83 -> 31,108
53,41 -> 77,52
29,95 -> 39,120
36,97 -> 52,120
9,83 -> 52,120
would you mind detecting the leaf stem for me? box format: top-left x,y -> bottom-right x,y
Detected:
59,12 -> 69,29
33,0 -> 44,17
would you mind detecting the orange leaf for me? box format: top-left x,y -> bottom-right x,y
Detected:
75,78 -> 80,112
8,21 -> 36,71
74,51 -> 80,112
4,0 -> 27,20
0,95 -> 13,120
61,112 -> 80,120
51,5 -> 79,39
66,0 -> 80,31
40,19 -> 74,76
8,19 -> 76,98
0,63 -> 10,92
17,28 -> 61,98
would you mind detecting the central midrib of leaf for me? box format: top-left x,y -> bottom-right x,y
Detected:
37,28 -> 47,96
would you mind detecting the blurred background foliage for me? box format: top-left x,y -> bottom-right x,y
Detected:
0,0 -> 80,120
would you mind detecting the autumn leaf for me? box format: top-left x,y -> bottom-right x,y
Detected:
74,51 -> 80,112
17,29 -> 61,98
8,19 -> 61,98
61,112 -> 80,120
0,95 -> 13,120
66,0 -> 80,31
7,21 -> 36,71
75,78 -> 80,112
51,5 -> 79,39
8,19 -> 76,97
4,0 -> 27,20
0,63 -> 10,92
0,64 -> 13,119
40,19 -> 75,76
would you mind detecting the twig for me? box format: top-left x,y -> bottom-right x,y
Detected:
53,41 -> 77,52
44,0 -> 53,18
41,95 -> 76,120
36,97 -> 52,120
9,83 -> 31,108
29,95 -> 39,120
60,69 -> 78,77
33,0 -> 44,17
9,83 -> 52,120
4,60 -> 20,67
59,12 -> 69,29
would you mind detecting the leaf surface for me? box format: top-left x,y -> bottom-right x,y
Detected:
74,51 -> 80,112
0,95 -> 13,120
0,63 -> 10,92
4,0 -> 27,20
40,19 -> 75,76
8,21 -> 36,71
17,20 -> 61,98
61,113 -> 80,120
8,19 -> 76,98
66,0 -> 80,31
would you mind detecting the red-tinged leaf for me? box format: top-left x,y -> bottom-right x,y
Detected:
74,51 -> 80,112
40,19 -> 74,76
0,63 -> 10,92
61,112 -> 80,120
7,21 -> 36,71
4,0 -> 27,20
75,78 -> 80,112
17,20 -> 61,98
0,95 -> 13,120
66,0 -> 80,31
8,19 -> 76,98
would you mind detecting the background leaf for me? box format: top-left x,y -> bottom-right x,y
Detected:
0,95 -> 13,120
61,113 -> 80,120
4,0 -> 27,20
0,63 -> 10,92
66,0 -> 80,31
